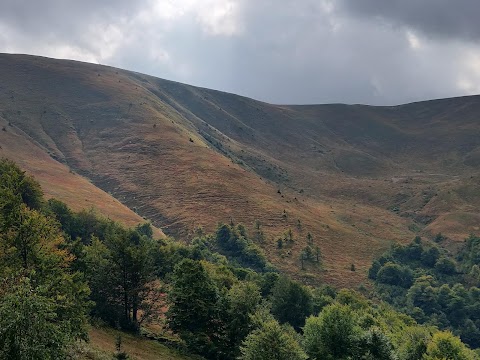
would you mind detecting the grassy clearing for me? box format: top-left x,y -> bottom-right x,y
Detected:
71,327 -> 200,360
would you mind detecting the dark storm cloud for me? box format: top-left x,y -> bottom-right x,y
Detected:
338,0 -> 480,41
214,0 -> 472,105
0,0 -> 479,105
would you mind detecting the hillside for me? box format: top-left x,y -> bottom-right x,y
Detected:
0,53 -> 479,286
74,327 -> 201,360
0,105 -> 165,238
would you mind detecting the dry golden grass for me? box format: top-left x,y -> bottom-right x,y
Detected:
0,116 -> 164,238
73,327 -> 199,360
1,53 -> 479,287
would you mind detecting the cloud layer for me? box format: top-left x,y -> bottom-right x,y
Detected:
339,0 -> 480,41
1,0 -> 480,105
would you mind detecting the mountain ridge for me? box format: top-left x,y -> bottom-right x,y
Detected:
1,52 -> 479,286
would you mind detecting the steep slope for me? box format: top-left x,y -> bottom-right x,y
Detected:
0,53 -> 478,286
0,110 -> 164,237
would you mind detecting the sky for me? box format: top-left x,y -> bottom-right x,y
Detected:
1,0 -> 480,105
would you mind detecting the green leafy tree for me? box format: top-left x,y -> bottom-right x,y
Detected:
435,257 -> 457,275
312,285 -> 336,314
0,158 -> 43,212
459,319 -> 480,350
421,246 -> 440,268
226,281 -> 262,357
84,225 -> 161,331
216,223 -> 234,251
259,272 -> 279,297
240,320 -> 307,360
215,223 -> 268,270
303,304 -> 360,360
109,228 -> 158,329
424,331 -> 476,360
376,262 -> 413,288
398,327 -> 431,360
369,260 -> 382,280
0,160 -> 90,359
303,245 -> 314,261
135,222 -> 153,238
270,275 -> 313,330
406,276 -> 439,315
0,278 -> 75,360
167,259 -> 223,358
45,199 -> 76,239
335,288 -> 370,310
357,327 -> 396,360
83,236 -> 120,323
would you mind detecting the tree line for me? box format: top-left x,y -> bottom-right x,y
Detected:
369,235 -> 480,349
0,158 -> 478,359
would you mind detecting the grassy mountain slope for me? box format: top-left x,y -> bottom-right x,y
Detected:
0,111 -> 164,237
1,53 -> 478,286
73,327 -> 200,360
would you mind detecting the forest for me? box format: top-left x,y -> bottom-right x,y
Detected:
369,234 -> 480,349
1,158 -> 479,360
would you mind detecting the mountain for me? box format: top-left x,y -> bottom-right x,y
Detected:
1,53 -> 479,287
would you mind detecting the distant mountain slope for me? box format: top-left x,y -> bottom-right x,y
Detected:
1,53 -> 478,286
0,109 -> 164,238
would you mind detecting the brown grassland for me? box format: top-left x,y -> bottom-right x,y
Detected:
71,327 -> 200,360
1,53 -> 479,287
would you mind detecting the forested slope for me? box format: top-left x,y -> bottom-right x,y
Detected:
1,159 -> 478,359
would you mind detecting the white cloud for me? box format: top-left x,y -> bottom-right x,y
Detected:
195,0 -> 242,36
140,0 -> 242,36
457,50 -> 480,93
87,23 -> 126,61
406,30 -> 421,50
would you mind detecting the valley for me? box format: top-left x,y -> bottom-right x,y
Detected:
1,53 -> 479,287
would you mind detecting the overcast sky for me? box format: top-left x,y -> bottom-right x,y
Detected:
1,0 -> 480,105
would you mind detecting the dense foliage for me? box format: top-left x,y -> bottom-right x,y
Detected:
369,235 -> 480,349
1,159 -> 478,359
0,159 -> 90,359
45,200 -> 162,331
214,223 -> 272,271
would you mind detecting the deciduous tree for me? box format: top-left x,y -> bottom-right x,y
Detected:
240,320 -> 307,360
